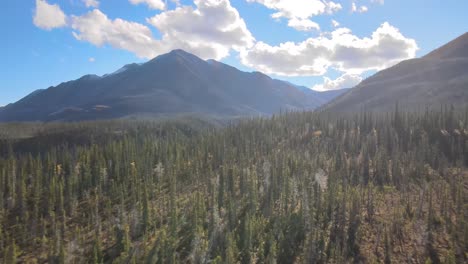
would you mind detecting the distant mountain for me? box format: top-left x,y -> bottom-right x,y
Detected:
323,32 -> 468,112
300,87 -> 349,106
285,83 -> 348,107
0,50 -> 343,122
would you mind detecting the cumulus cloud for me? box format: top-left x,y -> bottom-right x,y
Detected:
67,0 -> 253,60
288,18 -> 319,31
247,0 -> 342,31
331,19 -> 340,28
83,0 -> 99,8
70,9 -> 160,58
170,0 -> 181,7
240,22 -> 418,76
351,2 -> 368,13
129,0 -> 166,10
88,57 -> 96,62
360,6 -> 368,13
313,73 -> 362,91
147,0 -> 254,59
33,0 -> 67,30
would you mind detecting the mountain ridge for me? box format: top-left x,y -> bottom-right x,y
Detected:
322,32 -> 468,112
0,50 -> 345,122
424,32 -> 468,60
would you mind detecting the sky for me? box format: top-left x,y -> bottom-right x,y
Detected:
1,0 -> 467,106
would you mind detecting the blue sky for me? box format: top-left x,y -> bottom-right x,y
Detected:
1,0 -> 467,106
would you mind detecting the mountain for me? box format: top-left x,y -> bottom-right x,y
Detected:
323,32 -> 468,112
0,50 -> 343,122
299,87 -> 349,106
291,83 -> 349,106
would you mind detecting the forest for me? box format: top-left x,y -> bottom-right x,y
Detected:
0,106 -> 466,263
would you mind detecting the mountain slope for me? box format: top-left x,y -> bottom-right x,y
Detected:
299,87 -> 349,106
323,32 -> 468,112
0,50 -> 342,122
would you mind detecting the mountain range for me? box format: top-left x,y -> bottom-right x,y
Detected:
0,50 -> 345,122
323,32 -> 468,112
1,32 -> 466,122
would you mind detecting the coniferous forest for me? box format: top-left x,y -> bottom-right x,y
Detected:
0,107 -> 467,264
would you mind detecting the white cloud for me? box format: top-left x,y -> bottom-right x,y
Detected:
241,41 -> 331,76
351,2 -> 368,13
170,0 -> 181,6
313,73 -> 362,91
83,0 -> 99,8
88,57 -> 96,62
331,19 -> 340,28
288,18 -> 320,31
371,0 -> 384,4
247,0 -> 342,31
147,0 -> 254,59
129,0 -> 166,10
33,0 -> 67,30
70,9 -> 160,58
68,0 -> 253,60
240,22 -> 418,76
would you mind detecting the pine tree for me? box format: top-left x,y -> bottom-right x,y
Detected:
142,184 -> 150,234
5,239 -> 19,264
384,228 -> 391,264
59,240 -> 66,264
92,234 -> 102,264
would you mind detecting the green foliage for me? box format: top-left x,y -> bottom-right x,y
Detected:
0,107 -> 466,263
4,240 -> 19,264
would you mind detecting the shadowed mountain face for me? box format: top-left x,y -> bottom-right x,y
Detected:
323,33 -> 468,112
298,87 -> 349,107
0,50 -> 344,122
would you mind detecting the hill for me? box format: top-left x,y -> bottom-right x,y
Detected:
323,33 -> 468,112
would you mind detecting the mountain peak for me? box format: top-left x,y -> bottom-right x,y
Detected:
147,49 -> 204,66
167,49 -> 202,61
169,49 -> 191,55
424,32 -> 468,60
0,49 -> 344,122
104,63 -> 141,77
79,74 -> 101,81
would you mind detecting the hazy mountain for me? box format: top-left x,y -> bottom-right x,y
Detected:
0,50 -> 343,122
323,32 -> 468,112
299,87 -> 349,106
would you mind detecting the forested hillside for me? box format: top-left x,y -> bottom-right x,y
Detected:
0,107 -> 466,263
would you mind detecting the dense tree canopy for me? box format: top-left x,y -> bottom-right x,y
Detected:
0,107 -> 466,263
